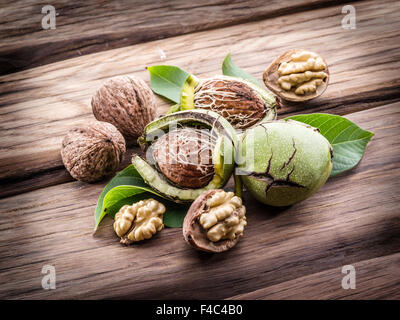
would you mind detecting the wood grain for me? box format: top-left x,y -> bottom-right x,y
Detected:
0,103 -> 398,299
230,253 -> 400,299
0,0 -> 352,75
1,0 -> 399,198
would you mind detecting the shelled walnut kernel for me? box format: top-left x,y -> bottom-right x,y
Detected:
277,51 -> 328,95
199,191 -> 247,242
183,190 -> 247,253
114,199 -> 165,245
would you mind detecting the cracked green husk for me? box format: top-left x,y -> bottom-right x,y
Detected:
134,109 -> 237,203
237,120 -> 333,206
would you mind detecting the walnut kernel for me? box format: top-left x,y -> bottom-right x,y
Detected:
199,191 -> 246,242
183,189 -> 247,253
277,50 -> 328,95
114,199 -> 165,245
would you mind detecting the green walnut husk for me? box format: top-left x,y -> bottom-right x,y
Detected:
133,109 -> 237,203
177,75 -> 278,129
237,120 -> 333,206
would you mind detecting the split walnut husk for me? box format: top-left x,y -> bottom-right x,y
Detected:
132,109 -> 238,203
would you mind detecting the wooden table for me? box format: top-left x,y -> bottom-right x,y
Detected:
1,0 -> 399,299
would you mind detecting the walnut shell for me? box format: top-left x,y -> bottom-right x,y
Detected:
61,121 -> 126,183
183,189 -> 246,253
263,49 -> 329,102
152,127 -> 215,189
91,75 -> 156,145
194,76 -> 267,129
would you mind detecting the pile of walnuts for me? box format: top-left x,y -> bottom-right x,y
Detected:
61,75 -> 157,183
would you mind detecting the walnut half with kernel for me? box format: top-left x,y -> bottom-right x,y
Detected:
183,190 -> 247,253
263,49 -> 329,102
113,199 -> 165,245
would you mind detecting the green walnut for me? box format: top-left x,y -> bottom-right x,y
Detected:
133,109 -> 237,203
237,120 -> 333,206
179,75 -> 278,129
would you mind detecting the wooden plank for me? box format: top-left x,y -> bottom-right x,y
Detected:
229,253 -> 400,299
1,0 -> 399,198
0,0 -> 352,75
0,103 -> 398,299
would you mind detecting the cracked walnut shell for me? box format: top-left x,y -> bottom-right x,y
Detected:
92,75 -> 157,145
61,121 -> 126,183
114,199 -> 166,245
183,190 -> 247,253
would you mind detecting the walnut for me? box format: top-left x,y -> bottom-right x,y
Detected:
61,121 -> 126,183
114,199 -> 165,245
263,49 -> 329,102
91,75 -> 157,145
151,127 -> 215,189
183,190 -> 247,253
193,76 -> 267,129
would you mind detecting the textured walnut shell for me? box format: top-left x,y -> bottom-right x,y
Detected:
263,49 -> 329,102
194,77 -> 267,129
61,121 -> 126,183
152,127 -> 214,189
183,189 -> 242,253
91,75 -> 156,145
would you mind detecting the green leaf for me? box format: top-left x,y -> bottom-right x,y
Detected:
285,114 -> 374,176
147,65 -> 190,103
94,164 -> 189,230
101,185 -> 188,228
222,53 -> 261,86
94,165 -> 145,230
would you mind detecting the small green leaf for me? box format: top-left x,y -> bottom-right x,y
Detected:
285,114 -> 374,176
147,65 -> 190,103
94,165 -> 145,230
222,53 -> 261,86
102,185 -> 188,228
94,164 -> 189,230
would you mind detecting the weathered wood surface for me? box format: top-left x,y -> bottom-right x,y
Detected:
1,0 -> 399,199
0,104 -> 399,299
231,253 -> 400,300
0,0 -> 399,300
0,0 -> 352,75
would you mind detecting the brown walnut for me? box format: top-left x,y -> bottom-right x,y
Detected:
152,127 -> 215,189
194,76 -> 266,129
61,121 -> 126,183
183,189 -> 247,253
91,75 -> 156,145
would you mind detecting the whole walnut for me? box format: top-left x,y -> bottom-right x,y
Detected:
91,75 -> 157,145
61,121 -> 126,183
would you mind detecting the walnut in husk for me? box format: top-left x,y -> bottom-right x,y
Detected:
91,75 -> 156,145
183,189 -> 247,253
180,75 -> 277,129
152,127 -> 215,189
61,121 -> 126,183
114,199 -> 165,245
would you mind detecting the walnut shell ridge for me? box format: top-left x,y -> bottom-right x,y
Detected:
61,121 -> 126,183
91,75 -> 157,145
